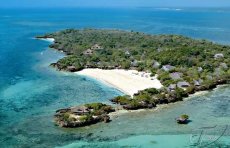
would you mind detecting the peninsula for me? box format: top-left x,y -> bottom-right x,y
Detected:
37,29 -> 230,127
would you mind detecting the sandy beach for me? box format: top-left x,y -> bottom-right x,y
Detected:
76,69 -> 163,96
38,38 -> 55,43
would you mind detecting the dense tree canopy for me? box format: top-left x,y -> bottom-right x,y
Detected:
38,29 -> 230,110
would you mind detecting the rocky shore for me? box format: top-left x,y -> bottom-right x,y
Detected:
54,79 -> 229,128
54,103 -> 115,128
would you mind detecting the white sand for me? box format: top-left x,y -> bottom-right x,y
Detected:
76,69 -> 163,96
39,38 -> 55,43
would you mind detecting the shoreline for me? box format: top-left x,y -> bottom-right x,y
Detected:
109,84 -> 229,119
76,68 -> 163,96
76,68 -> 225,119
36,37 -> 55,43
36,31 -> 230,128
108,89 -> 210,119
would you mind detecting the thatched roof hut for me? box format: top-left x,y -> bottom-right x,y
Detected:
71,106 -> 90,115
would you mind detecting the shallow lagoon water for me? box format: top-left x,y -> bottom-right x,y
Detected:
0,8 -> 230,147
59,86 -> 230,147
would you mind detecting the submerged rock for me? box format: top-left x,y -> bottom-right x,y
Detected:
176,114 -> 190,124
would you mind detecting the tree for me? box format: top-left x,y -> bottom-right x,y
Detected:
121,61 -> 131,69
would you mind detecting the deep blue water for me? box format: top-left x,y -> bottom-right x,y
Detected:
0,8 -> 230,148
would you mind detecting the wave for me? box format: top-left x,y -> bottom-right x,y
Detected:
155,8 -> 183,11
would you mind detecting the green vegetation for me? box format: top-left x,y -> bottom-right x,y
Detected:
54,103 -> 114,128
176,114 -> 190,124
51,55 -> 84,71
78,115 -> 93,122
58,112 -> 76,123
111,87 -> 189,109
85,103 -> 115,115
39,29 -> 230,111
180,114 -> 189,120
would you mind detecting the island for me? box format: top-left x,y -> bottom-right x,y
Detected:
176,114 -> 190,124
55,103 -> 114,127
37,29 -> 230,127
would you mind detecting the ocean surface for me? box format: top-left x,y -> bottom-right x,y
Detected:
0,7 -> 230,148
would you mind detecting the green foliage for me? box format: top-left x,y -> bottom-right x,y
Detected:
79,115 -> 93,122
128,100 -> 142,108
150,68 -> 157,76
112,96 -> 131,105
42,29 -> 230,111
174,88 -> 188,99
202,80 -> 216,89
57,55 -> 83,70
85,103 -> 115,115
60,112 -> 76,122
41,29 -> 230,87
63,113 -> 70,121
135,93 -> 151,101
202,63 -> 214,72
136,62 -> 146,71
121,60 -> 131,69
85,103 -> 105,110
186,85 -> 195,94
162,79 -> 178,87
181,114 -> 189,120
144,88 -> 159,95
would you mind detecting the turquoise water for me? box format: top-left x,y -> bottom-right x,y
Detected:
0,8 -> 230,148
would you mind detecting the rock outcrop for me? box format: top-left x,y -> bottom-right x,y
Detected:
54,103 -> 114,128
